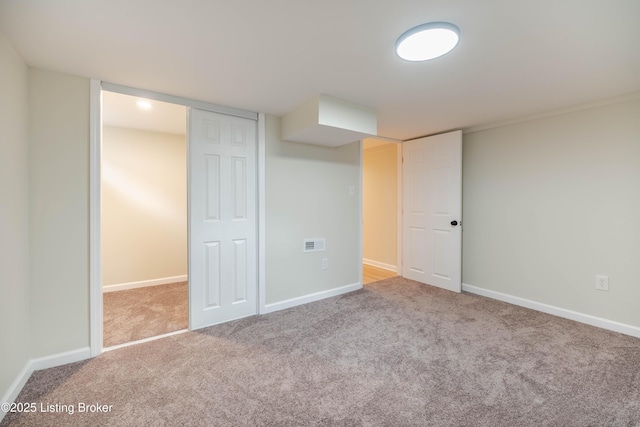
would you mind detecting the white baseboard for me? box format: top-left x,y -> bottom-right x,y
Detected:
29,347 -> 91,371
362,259 -> 397,273
1,347 -> 91,421
263,282 -> 362,314
103,275 -> 188,293
1,362 -> 31,420
462,283 -> 640,339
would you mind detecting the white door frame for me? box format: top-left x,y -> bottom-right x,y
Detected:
358,135 -> 462,285
89,80 -> 266,357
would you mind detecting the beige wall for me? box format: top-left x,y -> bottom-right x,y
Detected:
463,97 -> 640,327
362,141 -> 398,268
101,126 -> 187,287
29,68 -> 90,358
265,115 -> 361,304
0,31 -> 30,403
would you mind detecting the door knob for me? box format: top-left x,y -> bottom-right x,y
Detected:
451,220 -> 458,226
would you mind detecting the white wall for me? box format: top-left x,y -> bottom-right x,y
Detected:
265,115 -> 361,305
362,141 -> 398,268
29,68 -> 90,358
101,126 -> 187,287
462,97 -> 640,328
0,31 -> 30,405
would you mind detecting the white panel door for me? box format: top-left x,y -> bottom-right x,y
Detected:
402,130 -> 462,292
189,108 -> 257,329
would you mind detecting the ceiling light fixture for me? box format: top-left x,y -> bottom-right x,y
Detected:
137,100 -> 152,109
395,22 -> 460,61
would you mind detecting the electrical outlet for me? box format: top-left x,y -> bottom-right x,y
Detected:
595,275 -> 609,291
322,258 -> 329,270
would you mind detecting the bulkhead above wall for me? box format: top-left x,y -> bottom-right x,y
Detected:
282,94 -> 377,147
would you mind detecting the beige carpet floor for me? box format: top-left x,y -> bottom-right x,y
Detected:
103,281 -> 188,347
3,277 -> 640,426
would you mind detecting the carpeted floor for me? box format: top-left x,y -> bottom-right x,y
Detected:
103,281 -> 188,347
3,277 -> 640,426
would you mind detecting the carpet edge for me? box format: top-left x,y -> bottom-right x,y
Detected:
463,282 -> 640,339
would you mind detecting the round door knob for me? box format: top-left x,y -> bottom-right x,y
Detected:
451,220 -> 458,226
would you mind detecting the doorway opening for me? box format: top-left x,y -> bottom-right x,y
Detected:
362,138 -> 401,285
101,90 -> 188,348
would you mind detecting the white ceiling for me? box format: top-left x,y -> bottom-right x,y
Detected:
1,0 -> 639,140
102,91 -> 186,136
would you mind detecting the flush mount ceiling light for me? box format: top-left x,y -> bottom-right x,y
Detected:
395,22 -> 460,61
136,99 -> 152,109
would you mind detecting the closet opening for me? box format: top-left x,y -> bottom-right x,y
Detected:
101,90 -> 188,349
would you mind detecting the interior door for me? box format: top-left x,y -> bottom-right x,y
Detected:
188,108 -> 257,329
402,130 -> 462,292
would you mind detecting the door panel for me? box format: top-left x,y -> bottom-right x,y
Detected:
231,157 -> 247,218
204,241 -> 221,308
189,108 -> 257,329
232,238 -> 248,303
408,226 -> 427,275
205,155 -> 221,220
402,130 -> 462,292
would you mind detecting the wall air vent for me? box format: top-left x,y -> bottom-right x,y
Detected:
303,238 -> 326,253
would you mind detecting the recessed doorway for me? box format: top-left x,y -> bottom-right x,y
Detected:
362,138 -> 401,284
